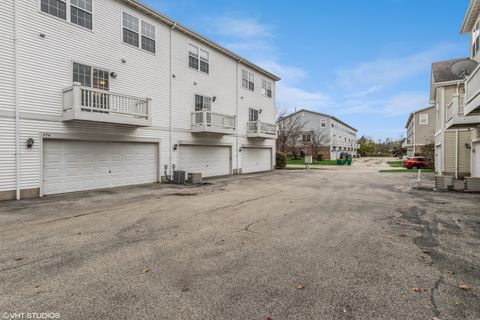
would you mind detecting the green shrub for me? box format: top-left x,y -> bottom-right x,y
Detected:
315,153 -> 323,161
276,152 -> 287,169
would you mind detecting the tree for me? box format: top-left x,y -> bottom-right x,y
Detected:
303,129 -> 330,160
358,136 -> 376,156
276,111 -> 307,159
420,143 -> 435,167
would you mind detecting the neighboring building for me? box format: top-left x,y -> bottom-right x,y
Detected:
0,0 -> 279,200
430,59 -> 472,178
403,106 -> 436,157
460,0 -> 480,178
278,109 -> 358,160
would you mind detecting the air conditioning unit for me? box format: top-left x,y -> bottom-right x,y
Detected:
188,172 -> 202,184
435,175 -> 454,190
464,177 -> 480,192
173,170 -> 186,184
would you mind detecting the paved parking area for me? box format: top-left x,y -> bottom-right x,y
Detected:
1,158 -> 479,319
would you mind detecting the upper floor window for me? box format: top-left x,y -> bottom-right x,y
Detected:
320,119 -> 326,128
123,12 -> 139,47
73,62 -> 109,90
194,94 -> 211,111
141,21 -> 156,53
41,0 -> 92,29
242,70 -> 254,91
122,12 -> 155,53
70,0 -> 92,29
189,44 -> 209,74
302,134 -> 311,143
249,108 -> 259,122
261,79 -> 272,97
419,114 -> 428,125
41,0 -> 67,20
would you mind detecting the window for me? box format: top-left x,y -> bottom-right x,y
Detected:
200,49 -> 209,73
189,44 -> 209,74
194,94 -> 211,111
123,12 -> 139,48
419,114 -> 428,125
249,108 -> 259,122
70,0 -> 92,29
73,62 -> 109,90
141,21 -> 156,53
41,0 -> 67,20
261,79 -> 272,97
242,70 -> 254,91
302,134 -> 311,143
321,119 -> 326,128
473,23 -> 480,57
331,123 -> 334,128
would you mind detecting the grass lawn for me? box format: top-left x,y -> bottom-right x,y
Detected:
287,156 -> 338,166
387,160 -> 403,168
282,167 -> 325,171
379,169 -> 434,173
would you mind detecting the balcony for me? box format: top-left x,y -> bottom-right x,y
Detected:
445,94 -> 480,129
246,121 -> 277,139
63,83 -> 151,126
191,110 -> 236,135
465,64 -> 480,116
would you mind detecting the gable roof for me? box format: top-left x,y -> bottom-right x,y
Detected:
280,109 -> 358,132
461,0 -> 480,34
121,0 -> 280,81
405,106 -> 434,128
431,58 -> 467,84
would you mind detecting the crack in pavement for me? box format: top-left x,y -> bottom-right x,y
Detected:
243,221 -> 263,235
430,276 -> 443,318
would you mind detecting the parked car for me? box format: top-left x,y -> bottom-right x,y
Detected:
402,157 -> 431,169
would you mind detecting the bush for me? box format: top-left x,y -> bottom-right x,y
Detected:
276,152 -> 287,169
315,153 -> 323,161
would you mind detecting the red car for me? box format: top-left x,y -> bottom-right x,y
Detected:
402,157 -> 430,170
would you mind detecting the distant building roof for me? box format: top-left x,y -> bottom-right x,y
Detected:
431,58 -> 467,83
279,109 -> 357,132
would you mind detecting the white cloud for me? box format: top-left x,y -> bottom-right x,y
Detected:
208,16 -> 273,39
276,82 -> 330,112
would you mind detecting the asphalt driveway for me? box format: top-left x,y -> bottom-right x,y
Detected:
1,158 -> 479,319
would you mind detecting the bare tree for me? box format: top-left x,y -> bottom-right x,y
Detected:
303,129 -> 330,160
276,111 -> 307,159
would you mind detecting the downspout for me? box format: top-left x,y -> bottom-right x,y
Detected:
14,0 -> 20,200
412,114 -> 416,156
169,23 -> 176,178
236,59 -> 242,174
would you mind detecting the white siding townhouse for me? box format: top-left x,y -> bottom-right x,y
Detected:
278,109 -> 358,160
0,0 -> 279,200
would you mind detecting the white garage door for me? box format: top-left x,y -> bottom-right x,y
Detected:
43,140 -> 158,195
475,142 -> 480,177
178,145 -> 231,177
242,148 -> 272,174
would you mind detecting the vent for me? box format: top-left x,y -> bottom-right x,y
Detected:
173,170 -> 186,184
435,175 -> 454,190
464,177 -> 480,192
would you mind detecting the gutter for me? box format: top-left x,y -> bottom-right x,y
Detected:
14,0 -> 20,200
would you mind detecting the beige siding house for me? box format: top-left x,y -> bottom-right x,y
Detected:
430,59 -> 472,178
403,106 -> 436,157
460,0 -> 480,179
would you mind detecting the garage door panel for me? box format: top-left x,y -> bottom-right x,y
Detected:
43,140 -> 158,195
178,146 -> 230,177
242,148 -> 272,174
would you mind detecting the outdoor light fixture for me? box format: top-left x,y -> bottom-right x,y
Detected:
109,72 -> 117,79
465,143 -> 471,149
26,138 -> 35,148
239,148 -> 242,152
212,96 -> 217,102
259,109 -> 263,114
173,144 -> 179,151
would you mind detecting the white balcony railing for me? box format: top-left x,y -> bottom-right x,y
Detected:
63,83 -> 151,126
445,94 -> 480,129
191,110 -> 236,134
446,95 -> 464,122
246,121 -> 277,138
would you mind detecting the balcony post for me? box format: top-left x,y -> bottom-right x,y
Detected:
71,82 -> 82,116
203,110 -> 207,130
146,97 -> 152,120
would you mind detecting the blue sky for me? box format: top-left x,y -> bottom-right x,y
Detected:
144,0 -> 470,139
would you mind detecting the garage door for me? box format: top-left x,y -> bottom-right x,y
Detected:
43,140 -> 158,195
178,145 -> 231,177
475,142 -> 480,177
242,148 -> 272,174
